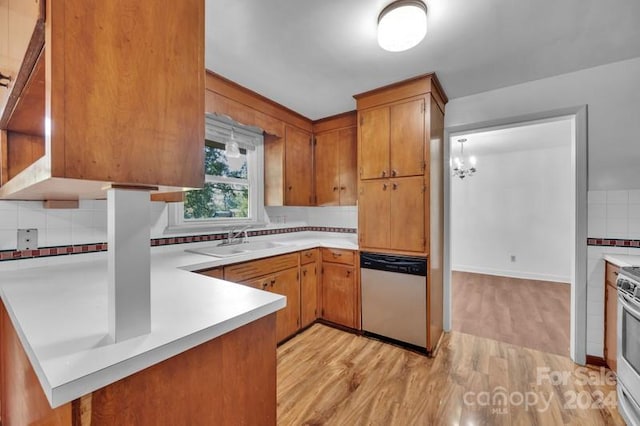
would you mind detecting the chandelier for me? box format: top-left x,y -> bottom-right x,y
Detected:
452,138 -> 477,179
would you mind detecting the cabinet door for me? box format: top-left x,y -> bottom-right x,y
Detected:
285,126 -> 313,206
198,267 -> 223,279
314,130 -> 340,206
359,107 -> 389,180
0,0 -> 42,119
390,177 -> 425,252
605,284 -> 617,373
338,126 -> 357,205
269,267 -> 300,342
390,99 -> 425,178
321,263 -> 356,328
358,180 -> 390,250
300,263 -> 318,328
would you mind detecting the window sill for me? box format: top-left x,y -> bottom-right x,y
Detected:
163,221 -> 268,235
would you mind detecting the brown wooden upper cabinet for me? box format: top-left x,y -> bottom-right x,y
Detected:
315,126 -> 357,206
359,98 -> 425,180
0,0 -> 43,121
359,176 -> 425,252
284,126 -> 314,206
0,0 -> 204,200
354,73 -> 447,256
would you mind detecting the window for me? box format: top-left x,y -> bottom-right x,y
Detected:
168,115 -> 264,230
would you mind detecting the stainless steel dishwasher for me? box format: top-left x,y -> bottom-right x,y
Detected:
360,252 -> 427,350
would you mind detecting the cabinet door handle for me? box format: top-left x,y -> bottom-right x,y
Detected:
382,184 -> 388,191
381,170 -> 387,177
262,282 -> 269,290
288,185 -> 293,191
340,186 -> 346,191
271,278 -> 276,285
391,169 -> 397,177
333,186 -> 338,192
0,71 -> 11,88
346,270 -> 351,277
392,183 -> 398,190
303,269 -> 307,276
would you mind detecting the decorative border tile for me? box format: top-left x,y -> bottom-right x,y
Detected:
587,238 -> 640,248
0,227 -> 357,263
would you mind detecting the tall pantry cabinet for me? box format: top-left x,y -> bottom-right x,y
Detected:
354,74 -> 447,351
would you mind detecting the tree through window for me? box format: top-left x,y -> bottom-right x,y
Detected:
184,140 -> 250,220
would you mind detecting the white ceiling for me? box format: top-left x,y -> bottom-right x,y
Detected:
205,0 -> 640,120
451,117 -> 573,157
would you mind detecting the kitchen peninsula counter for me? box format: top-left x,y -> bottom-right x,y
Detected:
0,232 -> 357,423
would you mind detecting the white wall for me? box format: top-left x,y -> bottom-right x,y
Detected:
451,145 -> 572,283
445,56 -> 640,357
445,56 -> 640,190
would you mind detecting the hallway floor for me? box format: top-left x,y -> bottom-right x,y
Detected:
452,271 -> 571,356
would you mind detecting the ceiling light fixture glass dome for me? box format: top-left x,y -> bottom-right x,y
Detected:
377,0 -> 428,52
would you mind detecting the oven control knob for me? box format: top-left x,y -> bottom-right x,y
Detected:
634,287 -> 640,299
622,280 -> 632,291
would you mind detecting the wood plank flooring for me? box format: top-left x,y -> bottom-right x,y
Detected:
277,324 -> 624,425
452,271 -> 571,356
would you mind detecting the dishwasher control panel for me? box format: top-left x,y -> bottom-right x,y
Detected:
360,252 -> 427,276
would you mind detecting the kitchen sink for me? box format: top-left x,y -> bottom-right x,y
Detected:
186,241 -> 285,258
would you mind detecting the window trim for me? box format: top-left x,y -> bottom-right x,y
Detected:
165,117 -> 266,233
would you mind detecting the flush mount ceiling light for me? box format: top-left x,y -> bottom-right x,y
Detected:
377,0 -> 428,52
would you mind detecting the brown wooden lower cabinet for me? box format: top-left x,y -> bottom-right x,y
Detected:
320,249 -> 359,330
0,301 -> 277,426
604,261 -> 620,372
268,268 -> 301,342
196,248 -> 361,342
300,261 -> 319,328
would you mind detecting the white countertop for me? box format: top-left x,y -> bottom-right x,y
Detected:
0,232 -> 357,407
603,254 -> 640,268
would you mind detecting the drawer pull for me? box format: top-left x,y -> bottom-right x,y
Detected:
0,71 -> 11,88
333,186 -> 338,191
332,252 -> 342,258
305,252 -> 313,257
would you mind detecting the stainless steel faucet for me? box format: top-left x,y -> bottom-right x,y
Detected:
219,225 -> 251,246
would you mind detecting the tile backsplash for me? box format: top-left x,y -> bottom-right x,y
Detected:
588,189 -> 640,239
0,201 -> 359,251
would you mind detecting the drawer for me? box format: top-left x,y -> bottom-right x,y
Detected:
197,267 -> 224,279
606,262 -> 620,287
224,253 -> 298,282
300,249 -> 318,265
322,248 -> 355,265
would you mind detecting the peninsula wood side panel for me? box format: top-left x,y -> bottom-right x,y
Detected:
0,302 -> 72,426
85,314 -> 277,426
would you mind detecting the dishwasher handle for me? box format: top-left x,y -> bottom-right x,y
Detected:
360,252 -> 427,277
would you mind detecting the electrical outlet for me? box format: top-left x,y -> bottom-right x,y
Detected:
510,255 -> 516,262
17,229 -> 38,251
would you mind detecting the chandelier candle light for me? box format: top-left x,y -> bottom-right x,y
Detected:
452,138 -> 477,179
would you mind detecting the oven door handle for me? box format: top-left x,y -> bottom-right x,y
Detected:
619,293 -> 640,320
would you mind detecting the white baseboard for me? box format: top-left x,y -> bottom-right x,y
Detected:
452,264 -> 571,284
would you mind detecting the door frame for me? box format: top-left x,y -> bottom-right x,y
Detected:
442,105 -> 588,364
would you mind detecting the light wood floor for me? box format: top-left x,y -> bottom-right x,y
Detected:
277,324 -> 624,425
452,271 -> 571,356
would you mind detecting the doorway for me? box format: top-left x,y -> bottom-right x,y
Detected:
449,118 -> 573,356
443,106 -> 588,364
